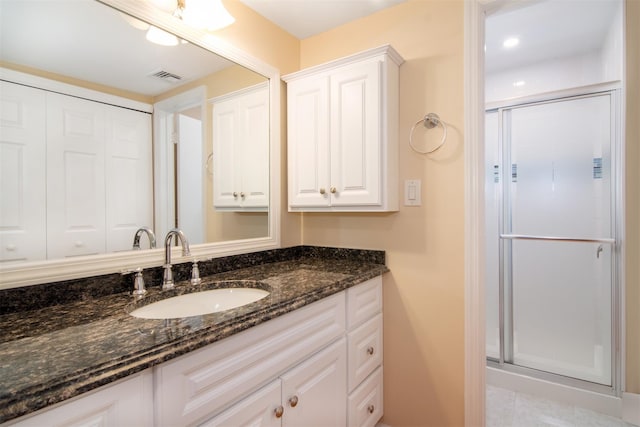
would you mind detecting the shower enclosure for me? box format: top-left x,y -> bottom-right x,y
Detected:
485,89 -> 620,392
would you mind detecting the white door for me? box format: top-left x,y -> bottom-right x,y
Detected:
0,81 -> 47,262
287,75 -> 330,208
46,92 -> 106,259
105,106 -> 152,252
177,112 -> 204,244
281,338 -> 347,427
238,86 -> 269,208
330,60 -> 381,207
212,97 -> 241,208
200,380 -> 282,427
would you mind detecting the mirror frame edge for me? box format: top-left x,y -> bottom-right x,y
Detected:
0,0 -> 281,289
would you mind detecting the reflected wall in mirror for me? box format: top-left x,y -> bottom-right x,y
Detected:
0,0 -> 270,267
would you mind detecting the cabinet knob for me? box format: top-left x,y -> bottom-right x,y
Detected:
367,346 -> 375,356
274,405 -> 284,418
240,192 -> 245,198
367,404 -> 375,414
330,187 -> 337,194
288,395 -> 299,407
319,188 -> 326,195
233,192 -> 238,197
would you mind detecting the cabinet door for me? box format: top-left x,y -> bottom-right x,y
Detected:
287,75 -> 331,208
46,92 -> 106,259
9,372 -> 153,427
212,97 -> 242,208
238,86 -> 269,208
200,379 -> 282,427
281,338 -> 347,427
0,81 -> 46,262
105,106 -> 152,253
329,60 -> 382,207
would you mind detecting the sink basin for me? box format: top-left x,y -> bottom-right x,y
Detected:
130,287 -> 270,319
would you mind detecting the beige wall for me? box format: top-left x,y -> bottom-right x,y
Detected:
299,2 -> 465,425
625,0 -> 640,395
0,60 -> 154,104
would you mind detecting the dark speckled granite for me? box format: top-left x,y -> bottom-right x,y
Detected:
0,246 -> 387,423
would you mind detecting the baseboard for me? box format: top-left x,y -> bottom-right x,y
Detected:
486,367 -> 622,418
623,392 -> 640,426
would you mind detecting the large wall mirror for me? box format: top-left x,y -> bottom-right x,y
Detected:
0,0 -> 281,288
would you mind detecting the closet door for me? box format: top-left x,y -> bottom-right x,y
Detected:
105,106 -> 152,253
0,81 -> 46,262
46,92 -> 106,259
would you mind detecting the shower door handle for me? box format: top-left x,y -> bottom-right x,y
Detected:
499,234 -> 615,244
596,245 -> 604,259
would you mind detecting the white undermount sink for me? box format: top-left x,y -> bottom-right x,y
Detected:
130,287 -> 270,319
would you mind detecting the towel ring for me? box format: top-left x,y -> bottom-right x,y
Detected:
409,113 -> 447,155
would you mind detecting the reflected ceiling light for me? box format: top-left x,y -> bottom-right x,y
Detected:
513,80 -> 526,87
120,12 -> 150,30
146,25 -> 179,46
503,37 -> 520,48
175,0 -> 235,31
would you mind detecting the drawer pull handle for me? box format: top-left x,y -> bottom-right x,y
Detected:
289,395 -> 299,407
367,346 -> 375,355
368,404 -> 375,414
274,405 -> 284,418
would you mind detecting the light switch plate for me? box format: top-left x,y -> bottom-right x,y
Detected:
404,179 -> 421,206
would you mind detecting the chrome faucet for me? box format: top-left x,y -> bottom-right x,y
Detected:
162,228 -> 191,290
132,226 -> 157,250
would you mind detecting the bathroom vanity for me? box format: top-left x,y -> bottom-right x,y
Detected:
0,246 -> 387,426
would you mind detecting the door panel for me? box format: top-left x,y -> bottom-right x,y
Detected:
504,94 -> 614,385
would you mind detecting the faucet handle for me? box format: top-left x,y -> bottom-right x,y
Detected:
191,260 -> 202,285
132,268 -> 147,296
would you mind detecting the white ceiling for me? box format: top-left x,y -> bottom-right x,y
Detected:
0,0 -> 622,97
485,0 -> 621,73
238,0 -> 406,39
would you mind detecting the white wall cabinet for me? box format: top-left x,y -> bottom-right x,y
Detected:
0,80 -> 152,262
211,83 -> 269,211
7,277 -> 383,427
284,45 -> 403,212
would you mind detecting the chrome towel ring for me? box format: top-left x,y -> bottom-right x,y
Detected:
409,112 -> 447,154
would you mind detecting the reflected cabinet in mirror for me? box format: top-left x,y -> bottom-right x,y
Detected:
0,0 -> 280,287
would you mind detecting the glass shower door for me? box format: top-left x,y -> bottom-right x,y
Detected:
502,94 -> 614,386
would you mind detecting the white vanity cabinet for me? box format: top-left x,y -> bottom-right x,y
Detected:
346,277 -> 384,427
284,45 -> 403,212
211,83 -> 269,211
6,371 -> 154,427
5,276 -> 384,427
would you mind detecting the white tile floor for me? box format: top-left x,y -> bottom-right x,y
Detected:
486,385 -> 636,427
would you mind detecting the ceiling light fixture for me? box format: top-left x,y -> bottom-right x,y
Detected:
174,0 -> 235,31
503,37 -> 520,48
146,25 -> 179,46
513,80 -> 525,87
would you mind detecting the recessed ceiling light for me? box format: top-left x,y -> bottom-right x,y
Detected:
513,80 -> 526,87
503,37 -> 520,48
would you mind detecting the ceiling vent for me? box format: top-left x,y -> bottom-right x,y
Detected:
148,69 -> 183,84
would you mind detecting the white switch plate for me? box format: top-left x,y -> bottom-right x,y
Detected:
404,179 -> 421,206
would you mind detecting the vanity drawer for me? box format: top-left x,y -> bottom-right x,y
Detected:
347,313 -> 382,392
348,366 -> 383,427
346,276 -> 382,329
155,292 -> 345,427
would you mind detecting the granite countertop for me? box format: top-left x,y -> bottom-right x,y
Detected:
0,246 -> 388,423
